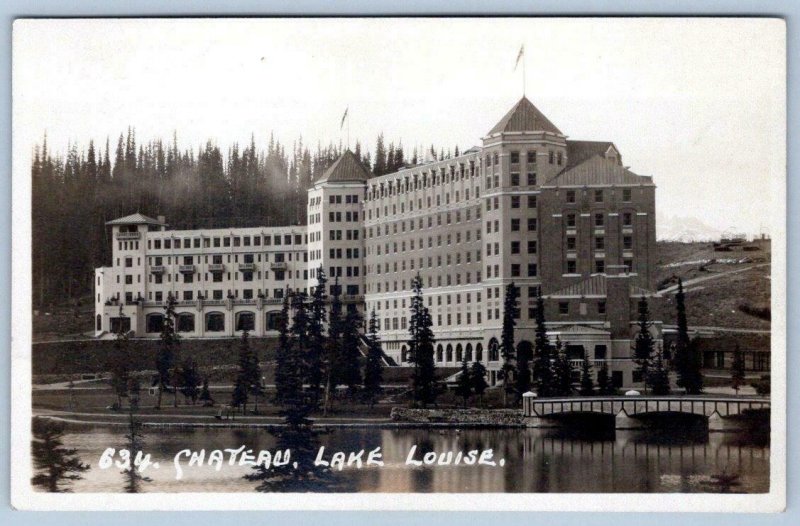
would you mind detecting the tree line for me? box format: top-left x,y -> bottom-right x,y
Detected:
31,130 -> 462,309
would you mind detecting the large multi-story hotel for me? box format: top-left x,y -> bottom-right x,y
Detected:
95,97 -> 661,387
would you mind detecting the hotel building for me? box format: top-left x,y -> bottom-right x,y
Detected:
95,97 -> 661,387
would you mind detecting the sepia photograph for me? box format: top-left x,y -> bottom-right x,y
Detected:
10,17 -> 786,511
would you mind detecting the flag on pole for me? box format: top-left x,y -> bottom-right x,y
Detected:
514,44 -> 525,71
340,107 -> 349,130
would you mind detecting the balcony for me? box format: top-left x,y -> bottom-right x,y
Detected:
271,261 -> 287,271
150,265 -> 166,274
342,294 -> 365,303
116,231 -> 141,240
239,263 -> 257,271
178,264 -> 196,273
208,263 -> 225,273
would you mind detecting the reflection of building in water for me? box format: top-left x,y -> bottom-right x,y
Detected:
94,97 -> 662,389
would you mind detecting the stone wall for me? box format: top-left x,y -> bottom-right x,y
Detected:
390,407 -> 524,426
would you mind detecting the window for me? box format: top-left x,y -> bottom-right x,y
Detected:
510,151 -> 519,164
548,150 -> 554,164
511,196 -> 520,208
557,152 -> 563,165
559,302 -> 569,315
511,264 -> 520,277
527,172 -> 537,186
623,212 -> 633,226
511,218 -> 520,231
623,188 -> 632,202
527,195 -> 537,208
567,260 -> 577,273
177,313 -> 195,333
527,263 -> 538,277
595,259 -> 605,273
146,314 -> 164,333
510,173 -> 520,186
594,189 -> 603,202
206,312 -> 225,332
566,190 -> 576,203
567,214 -> 576,227
236,312 -> 255,332
566,237 -> 576,250
598,301 -> 607,314
527,151 -> 536,163
527,218 -> 537,231
623,236 -> 633,249
595,237 -> 605,250
527,240 -> 537,254
595,213 -> 604,227
510,241 -> 520,254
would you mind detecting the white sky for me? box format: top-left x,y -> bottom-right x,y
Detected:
13,18 -> 785,238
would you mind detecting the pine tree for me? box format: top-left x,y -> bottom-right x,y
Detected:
362,309 -> 384,407
648,346 -> 671,395
155,293 -> 179,409
500,282 -> 520,406
324,277 -> 343,413
199,377 -> 214,406
339,308 -> 363,394
454,356 -> 473,408
231,376 -> 248,414
31,418 -> 90,492
282,291 -> 313,427
178,358 -> 201,405
731,344 -> 746,394
407,274 -> 438,407
273,293 -> 293,405
552,339 -> 575,396
235,331 -> 261,414
532,294 -> 555,397
470,361 -> 489,408
673,278 -> 703,393
632,296 -> 655,394
308,267 -> 327,406
597,361 -> 613,395
579,352 -> 595,396
107,304 -> 130,409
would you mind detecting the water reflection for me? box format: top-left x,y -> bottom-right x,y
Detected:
56,425 -> 769,494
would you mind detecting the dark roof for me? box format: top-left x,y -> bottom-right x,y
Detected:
316,150 -> 373,184
106,213 -> 164,226
487,97 -> 563,136
545,155 -> 653,186
545,274 -> 655,298
565,140 -> 618,170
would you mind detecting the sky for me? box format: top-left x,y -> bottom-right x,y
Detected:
13,18 -> 785,239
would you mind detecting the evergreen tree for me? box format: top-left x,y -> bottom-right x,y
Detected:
579,351 -> 595,396
307,267 -> 328,406
31,418 -> 89,492
324,277 -> 343,413
454,356 -> 473,408
282,291 -> 314,427
597,361 -> 614,395
235,331 -> 262,413
648,346 -> 671,395
407,274 -> 438,407
107,304 -> 131,408
339,308 -> 363,393
731,344 -> 746,394
199,376 -> 214,405
673,279 -> 704,393
532,294 -> 555,397
374,134 -> 387,176
155,293 -> 179,409
500,282 -> 520,406
470,361 -> 489,408
632,296 -> 655,394
121,411 -> 152,493
552,339 -> 575,396
362,309 -> 384,407
273,293 -> 293,405
178,358 -> 201,405
231,376 -> 248,414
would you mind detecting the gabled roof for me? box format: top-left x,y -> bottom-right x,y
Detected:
106,213 -> 164,226
316,150 -> 373,184
565,140 -> 618,170
545,274 -> 656,298
487,97 -> 563,136
545,154 -> 653,186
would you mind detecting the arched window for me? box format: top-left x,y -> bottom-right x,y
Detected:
488,338 -> 500,361
206,312 -> 225,332
436,344 -> 444,363
465,343 -> 473,362
446,344 -> 453,362
176,313 -> 195,333
476,343 -> 483,362
265,311 -> 283,331
456,344 -> 463,362
96,314 -> 102,331
146,313 -> 164,333
401,345 -> 407,363
110,316 -> 130,334
236,311 -> 255,332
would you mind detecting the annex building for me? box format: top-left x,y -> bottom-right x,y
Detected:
95,97 -> 661,388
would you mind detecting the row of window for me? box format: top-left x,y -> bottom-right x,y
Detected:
563,212 -> 636,228
368,207 -> 482,235
147,233 -> 305,250
370,231 -> 482,256
566,188 -> 633,203
368,189 -> 481,220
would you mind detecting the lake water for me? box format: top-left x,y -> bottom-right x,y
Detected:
54,424 -> 769,493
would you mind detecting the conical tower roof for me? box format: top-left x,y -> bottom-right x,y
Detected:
316,150 -> 373,184
487,97 -> 563,136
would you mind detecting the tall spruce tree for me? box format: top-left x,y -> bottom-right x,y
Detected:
579,351 -> 595,396
470,361 -> 489,408
500,282 -> 520,406
731,344 -> 746,394
648,346 -> 671,395
155,293 -> 179,409
552,339 -> 575,396
308,267 -> 328,406
107,304 -> 131,408
31,418 -> 90,492
339,308 -> 363,394
407,274 -> 438,407
283,291 -> 313,427
454,356 -> 473,408
632,296 -> 655,394
235,331 -> 261,414
673,278 -> 703,393
362,309 -> 384,407
597,361 -> 613,395
324,277 -> 343,413
178,358 -> 201,405
273,293 -> 293,406
532,294 -> 555,397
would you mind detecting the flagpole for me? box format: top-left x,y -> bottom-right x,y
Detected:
347,111 -> 350,150
523,56 -> 526,97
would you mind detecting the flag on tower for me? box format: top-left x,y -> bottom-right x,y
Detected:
514,44 -> 525,71
340,107 -> 349,130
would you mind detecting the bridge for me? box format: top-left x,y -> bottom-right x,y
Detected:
522,395 -> 770,431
